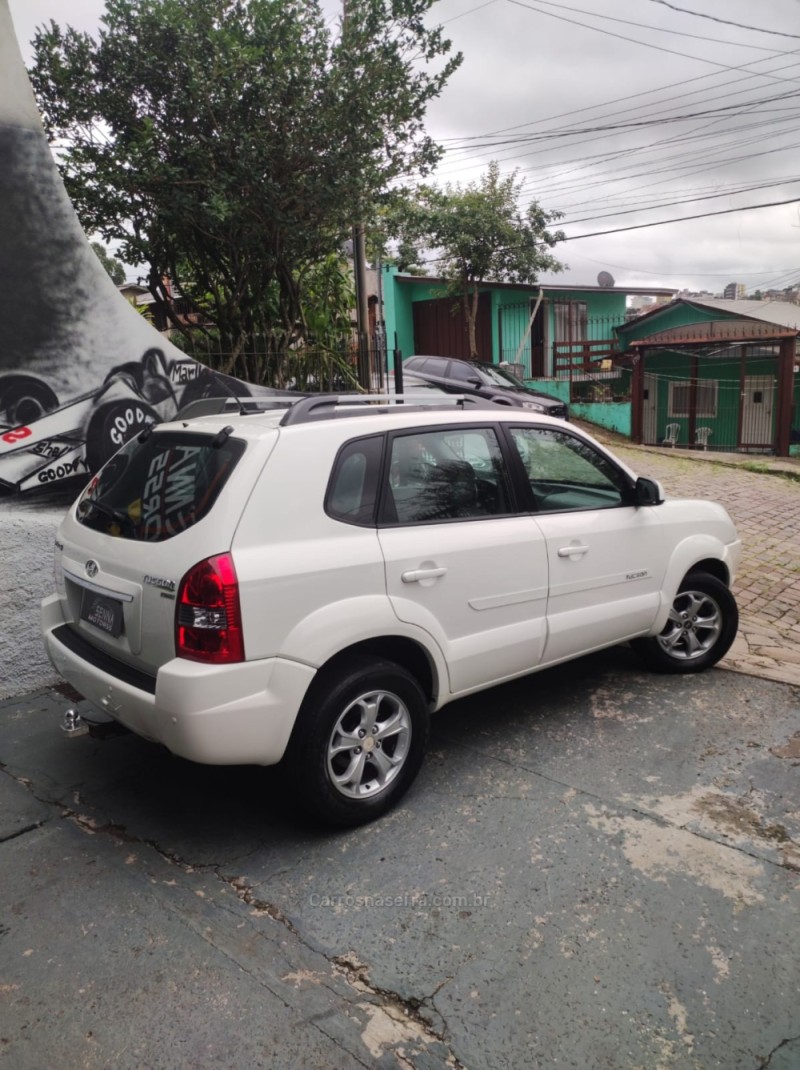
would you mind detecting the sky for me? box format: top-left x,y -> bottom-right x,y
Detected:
8,0 -> 800,295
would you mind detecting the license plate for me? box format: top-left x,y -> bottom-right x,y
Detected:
81,590 -> 124,638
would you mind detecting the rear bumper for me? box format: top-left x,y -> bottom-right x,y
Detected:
42,594 -> 315,765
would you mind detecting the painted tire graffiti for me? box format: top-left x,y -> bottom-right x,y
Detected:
103,353 -> 177,408
0,374 -> 60,426
85,399 -> 160,473
0,353 -> 259,495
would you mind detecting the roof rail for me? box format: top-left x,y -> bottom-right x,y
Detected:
176,395 -> 302,420
279,393 -> 493,426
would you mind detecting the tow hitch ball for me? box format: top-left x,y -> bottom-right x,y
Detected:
59,707 -> 130,740
60,708 -> 88,737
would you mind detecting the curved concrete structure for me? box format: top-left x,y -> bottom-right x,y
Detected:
0,2 -> 242,496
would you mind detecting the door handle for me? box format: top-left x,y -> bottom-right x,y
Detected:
557,544 -> 589,558
401,567 -> 448,583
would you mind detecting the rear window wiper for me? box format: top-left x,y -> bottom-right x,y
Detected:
78,498 -> 135,532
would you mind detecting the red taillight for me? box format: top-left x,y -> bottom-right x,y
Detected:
176,553 -> 244,664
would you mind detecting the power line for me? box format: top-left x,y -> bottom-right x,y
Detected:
568,252 -> 800,279
444,88 -> 800,153
440,0 -> 499,25
559,178 -> 800,227
441,51 -> 800,151
507,0 -> 800,54
505,0 -> 800,83
525,128 -> 800,203
643,0 -> 800,41
561,196 -> 800,242
520,118 -> 800,201
413,196 -> 800,268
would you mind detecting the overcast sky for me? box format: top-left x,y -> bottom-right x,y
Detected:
8,0 -> 800,294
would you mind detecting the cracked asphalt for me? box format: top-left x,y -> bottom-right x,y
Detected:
2,650 -> 799,1069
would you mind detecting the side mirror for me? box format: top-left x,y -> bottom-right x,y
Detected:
634,476 -> 664,506
467,377 -> 482,387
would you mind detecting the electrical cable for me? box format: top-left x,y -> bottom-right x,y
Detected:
643,0 -> 800,41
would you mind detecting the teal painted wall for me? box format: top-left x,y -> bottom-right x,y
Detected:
527,377 -> 570,403
384,266 -> 635,372
570,401 -> 632,437
382,265 -> 446,368
498,289 -> 628,375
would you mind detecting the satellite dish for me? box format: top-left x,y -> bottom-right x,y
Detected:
597,271 -> 615,288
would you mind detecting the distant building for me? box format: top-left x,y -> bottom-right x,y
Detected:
678,289 -> 715,301
723,282 -> 746,300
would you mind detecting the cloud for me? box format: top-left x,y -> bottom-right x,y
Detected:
9,0 -> 800,293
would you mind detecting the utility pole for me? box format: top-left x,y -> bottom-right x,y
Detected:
353,224 -> 371,389
343,0 -> 371,389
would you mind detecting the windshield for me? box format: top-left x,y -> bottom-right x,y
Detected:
475,364 -> 525,390
76,430 -> 245,541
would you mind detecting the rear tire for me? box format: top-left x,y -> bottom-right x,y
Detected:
85,399 -> 159,472
0,374 -> 59,426
286,657 -> 429,827
632,571 -> 738,673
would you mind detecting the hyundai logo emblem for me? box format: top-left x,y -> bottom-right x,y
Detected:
85,560 -> 99,578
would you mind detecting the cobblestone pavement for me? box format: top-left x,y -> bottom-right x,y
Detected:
583,426 -> 800,687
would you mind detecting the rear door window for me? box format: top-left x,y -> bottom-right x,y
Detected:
76,431 -> 245,541
381,426 -> 512,524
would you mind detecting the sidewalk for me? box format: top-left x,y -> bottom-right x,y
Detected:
577,421 -> 800,688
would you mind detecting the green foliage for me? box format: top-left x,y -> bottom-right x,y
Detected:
301,254 -> 355,342
90,240 -> 125,285
391,161 -> 565,356
30,0 -> 461,378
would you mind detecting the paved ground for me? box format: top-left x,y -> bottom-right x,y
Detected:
1,652 -> 798,1069
577,426 -> 800,688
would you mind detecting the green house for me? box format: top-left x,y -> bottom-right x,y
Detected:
616,298 -> 800,456
381,266 -> 675,397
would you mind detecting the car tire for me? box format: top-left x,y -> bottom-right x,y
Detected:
286,656 -> 429,827
632,572 -> 738,673
0,374 -> 59,426
85,399 -> 160,473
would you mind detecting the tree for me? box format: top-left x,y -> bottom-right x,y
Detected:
90,241 -> 125,286
29,0 -> 461,378
392,162 -> 565,357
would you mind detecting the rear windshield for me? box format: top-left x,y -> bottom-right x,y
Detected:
76,430 -> 245,541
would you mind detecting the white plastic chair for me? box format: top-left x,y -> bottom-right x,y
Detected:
695,426 -> 712,450
664,423 -> 680,447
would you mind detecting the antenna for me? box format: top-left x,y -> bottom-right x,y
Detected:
597,271 -> 615,288
210,371 -> 247,414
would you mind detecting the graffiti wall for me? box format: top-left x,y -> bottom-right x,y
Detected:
0,2 -> 249,498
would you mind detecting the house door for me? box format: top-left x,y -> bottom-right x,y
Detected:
740,375 -> 775,448
412,293 -> 492,359
531,301 -> 546,376
643,373 -> 658,444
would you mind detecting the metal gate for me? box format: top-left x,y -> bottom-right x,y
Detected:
740,375 -> 776,448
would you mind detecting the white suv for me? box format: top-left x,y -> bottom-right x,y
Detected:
42,394 -> 741,826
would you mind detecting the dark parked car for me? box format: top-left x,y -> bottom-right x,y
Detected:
403,356 -> 568,418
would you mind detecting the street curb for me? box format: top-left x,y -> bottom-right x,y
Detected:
574,420 -> 800,483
